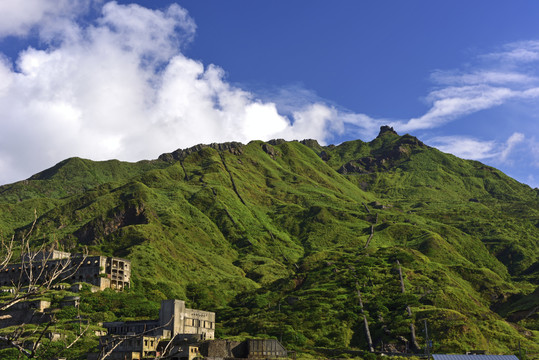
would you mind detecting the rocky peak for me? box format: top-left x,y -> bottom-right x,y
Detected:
377,125 -> 399,137
158,142 -> 244,162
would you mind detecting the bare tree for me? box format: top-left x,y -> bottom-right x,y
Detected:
97,316 -> 174,360
0,211 -> 88,358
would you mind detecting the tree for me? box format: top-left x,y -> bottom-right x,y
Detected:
0,212 -> 88,358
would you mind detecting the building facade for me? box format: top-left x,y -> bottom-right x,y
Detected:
103,300 -> 215,340
0,252 -> 131,291
197,339 -> 288,359
159,299 -> 215,340
95,335 -> 161,360
97,300 -> 215,359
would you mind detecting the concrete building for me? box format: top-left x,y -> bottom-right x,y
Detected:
432,355 -> 519,360
103,300 -> 215,340
197,339 -> 287,360
95,300 -> 215,359
157,341 -> 200,360
0,252 -> 131,291
153,338 -> 288,360
159,299 -> 215,340
74,255 -> 131,290
0,299 -> 53,329
95,335 -> 161,360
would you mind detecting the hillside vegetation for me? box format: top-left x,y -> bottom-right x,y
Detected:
0,126 -> 537,358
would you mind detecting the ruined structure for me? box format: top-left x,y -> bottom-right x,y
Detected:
199,339 -> 288,359
95,300 -> 215,359
155,338 -> 288,360
0,299 -> 53,329
103,299 -> 215,340
0,251 -> 131,291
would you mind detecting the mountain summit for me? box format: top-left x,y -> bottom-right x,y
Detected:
377,125 -> 399,137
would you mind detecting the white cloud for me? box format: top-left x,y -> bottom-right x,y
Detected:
389,40 -> 539,134
527,175 -> 539,189
396,85 -> 516,132
484,40 -> 539,64
429,136 -> 498,160
1,1 -> 538,188
431,70 -> 535,85
0,2 -> 345,185
98,2 -> 196,61
500,132 -> 525,161
429,132 -> 527,163
0,0 -> 94,38
257,84 -> 385,141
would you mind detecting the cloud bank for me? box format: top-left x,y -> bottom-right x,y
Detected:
0,2 -> 362,184
0,0 -> 95,37
0,2 -> 537,186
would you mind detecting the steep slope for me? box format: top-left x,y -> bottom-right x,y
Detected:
0,128 -> 537,356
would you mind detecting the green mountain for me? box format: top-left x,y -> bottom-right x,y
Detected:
0,126 -> 537,357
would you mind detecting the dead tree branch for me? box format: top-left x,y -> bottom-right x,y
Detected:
0,210 -> 88,358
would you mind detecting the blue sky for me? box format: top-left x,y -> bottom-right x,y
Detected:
0,1 -> 538,188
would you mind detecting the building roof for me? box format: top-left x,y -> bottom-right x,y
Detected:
432,355 -> 519,360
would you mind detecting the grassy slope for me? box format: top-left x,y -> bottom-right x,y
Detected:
0,130 -> 537,357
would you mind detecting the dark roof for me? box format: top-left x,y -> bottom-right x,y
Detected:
433,355 -> 519,360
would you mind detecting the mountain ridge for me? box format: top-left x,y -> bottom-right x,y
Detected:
0,127 -> 537,356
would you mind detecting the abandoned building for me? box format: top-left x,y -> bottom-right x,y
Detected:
153,338 -> 288,360
93,300 -> 289,360
199,339 -> 288,359
432,355 -> 519,360
93,299 -> 216,359
103,299 -> 215,339
0,251 -> 131,291
0,299 -> 53,329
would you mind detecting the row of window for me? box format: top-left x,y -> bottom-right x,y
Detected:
185,318 -> 214,329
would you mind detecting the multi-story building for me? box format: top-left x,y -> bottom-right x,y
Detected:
159,299 -> 216,340
96,335 -> 161,360
95,300 -> 215,359
103,300 -> 215,340
0,251 -> 131,291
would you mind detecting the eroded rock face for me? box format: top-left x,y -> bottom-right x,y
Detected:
261,143 -> 279,159
378,125 -> 399,137
300,139 -> 321,148
338,161 -> 366,174
268,139 -> 286,146
319,150 -> 330,161
158,142 -> 244,162
337,134 -> 426,174
74,203 -> 148,245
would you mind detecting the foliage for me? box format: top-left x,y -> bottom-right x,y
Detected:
0,130 -> 538,356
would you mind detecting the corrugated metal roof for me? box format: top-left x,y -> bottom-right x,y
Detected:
433,355 -> 519,360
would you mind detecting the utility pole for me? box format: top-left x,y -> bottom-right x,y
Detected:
424,319 -> 431,360
278,300 -> 283,343
397,260 -> 420,351
356,281 -> 374,352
